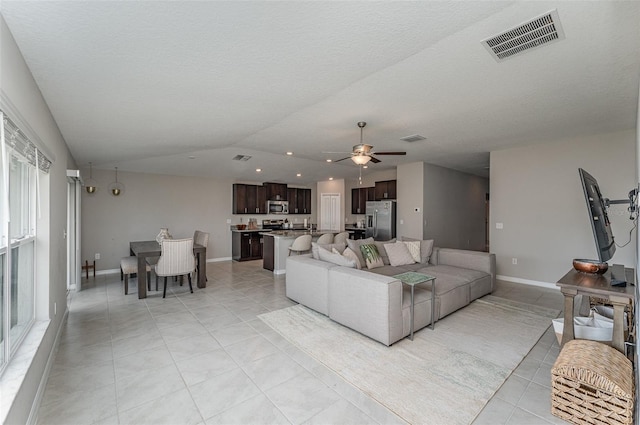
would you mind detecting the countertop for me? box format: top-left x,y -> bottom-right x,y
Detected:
230,228 -> 272,233
262,230 -> 334,238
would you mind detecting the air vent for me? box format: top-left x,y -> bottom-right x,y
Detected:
481,9 -> 565,62
232,155 -> 252,161
400,134 -> 426,143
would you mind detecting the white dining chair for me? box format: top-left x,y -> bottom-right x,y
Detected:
154,238 -> 196,298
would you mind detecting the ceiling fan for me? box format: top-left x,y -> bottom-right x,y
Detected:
327,122 -> 407,165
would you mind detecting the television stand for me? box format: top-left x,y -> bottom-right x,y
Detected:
556,267 -> 635,354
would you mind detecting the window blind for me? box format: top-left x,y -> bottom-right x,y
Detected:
1,110 -> 52,173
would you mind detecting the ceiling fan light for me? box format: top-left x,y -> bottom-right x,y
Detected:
351,155 -> 371,165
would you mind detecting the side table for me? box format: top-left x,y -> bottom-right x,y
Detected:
393,271 -> 436,340
556,268 -> 635,354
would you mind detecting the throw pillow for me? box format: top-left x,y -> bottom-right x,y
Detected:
359,243 -> 384,270
317,246 -> 357,268
311,242 -> 346,260
346,237 -> 374,268
384,242 -> 416,266
403,241 -> 421,263
340,247 -> 362,270
400,237 -> 435,263
373,239 -> 396,265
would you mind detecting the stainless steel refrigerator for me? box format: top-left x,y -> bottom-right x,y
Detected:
365,200 -> 396,240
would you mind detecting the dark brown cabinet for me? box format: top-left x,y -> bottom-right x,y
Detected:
288,187 -> 311,214
232,231 -> 263,261
264,182 -> 288,201
233,184 -> 267,214
375,180 -> 397,200
351,187 -> 375,214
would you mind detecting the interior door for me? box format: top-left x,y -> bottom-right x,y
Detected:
320,193 -> 341,231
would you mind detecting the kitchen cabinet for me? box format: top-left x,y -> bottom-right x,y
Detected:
264,182 -> 288,201
375,180 -> 397,200
232,231 -> 263,261
288,187 -> 312,214
351,187 -> 375,214
233,184 -> 266,214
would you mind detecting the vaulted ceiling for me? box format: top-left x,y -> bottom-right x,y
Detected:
1,1 -> 639,184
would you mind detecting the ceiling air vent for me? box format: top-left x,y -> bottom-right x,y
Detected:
400,134 -> 426,143
481,9 -> 565,62
232,155 -> 252,161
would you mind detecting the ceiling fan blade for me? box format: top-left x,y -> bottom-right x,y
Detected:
332,157 -> 352,163
373,151 -> 407,155
369,156 -> 382,164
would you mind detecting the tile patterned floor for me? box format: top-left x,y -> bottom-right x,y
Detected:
36,260 -> 567,424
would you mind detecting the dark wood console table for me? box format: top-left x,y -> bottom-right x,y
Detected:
556,268 -> 635,353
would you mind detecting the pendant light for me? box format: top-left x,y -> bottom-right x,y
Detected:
85,162 -> 98,194
109,167 -> 125,196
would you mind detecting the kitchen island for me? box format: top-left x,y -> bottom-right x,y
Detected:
262,229 -> 333,274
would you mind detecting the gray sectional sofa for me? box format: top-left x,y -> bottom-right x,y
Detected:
285,243 -> 496,346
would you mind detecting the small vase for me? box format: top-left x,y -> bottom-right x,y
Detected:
156,228 -> 172,244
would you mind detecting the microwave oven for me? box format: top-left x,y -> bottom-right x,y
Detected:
267,200 -> 289,214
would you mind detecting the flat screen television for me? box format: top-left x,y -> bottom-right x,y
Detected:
578,168 -> 616,262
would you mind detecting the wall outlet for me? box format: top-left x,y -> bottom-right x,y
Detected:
512,258 -> 518,265
496,223 -> 504,229
226,218 -> 231,224
400,219 -> 404,225
95,253 -> 101,260
414,207 -> 420,212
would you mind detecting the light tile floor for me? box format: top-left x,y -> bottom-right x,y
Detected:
37,260 -> 567,424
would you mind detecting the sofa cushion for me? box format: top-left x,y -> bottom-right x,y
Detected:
317,246 -> 356,268
346,237 -> 374,268
312,242 -> 346,259
341,247 -> 362,270
360,244 -> 384,269
373,239 -> 396,265
417,265 -> 488,295
367,265 -> 404,277
384,242 -> 416,266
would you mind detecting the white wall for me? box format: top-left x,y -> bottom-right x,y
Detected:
81,170 -> 317,271
490,129 -> 637,285
396,162 -> 424,239
1,16 -> 77,424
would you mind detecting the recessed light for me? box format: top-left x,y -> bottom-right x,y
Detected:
326,159 -> 332,162
256,168 -> 262,172
329,177 -> 334,181
286,152 -> 293,156
296,173 -> 301,177
363,165 -> 368,169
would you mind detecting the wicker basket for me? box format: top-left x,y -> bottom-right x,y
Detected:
551,340 -> 634,425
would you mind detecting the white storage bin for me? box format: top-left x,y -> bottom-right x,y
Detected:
552,316 -> 613,344
592,305 -> 628,331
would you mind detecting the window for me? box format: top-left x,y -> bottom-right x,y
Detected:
0,111 -> 49,375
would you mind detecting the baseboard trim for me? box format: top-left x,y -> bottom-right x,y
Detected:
496,275 -> 558,290
27,309 -> 68,425
94,257 -> 233,277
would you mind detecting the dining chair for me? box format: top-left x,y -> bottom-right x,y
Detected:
333,231 -> 350,244
193,230 -> 210,282
316,233 -> 334,244
154,238 -> 196,298
288,235 -> 312,256
120,256 -> 151,295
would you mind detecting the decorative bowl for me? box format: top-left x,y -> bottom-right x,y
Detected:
236,224 -> 246,230
572,259 -> 608,274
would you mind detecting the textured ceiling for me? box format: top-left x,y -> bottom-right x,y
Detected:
1,1 -> 639,184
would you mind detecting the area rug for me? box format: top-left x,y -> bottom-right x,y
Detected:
258,295 -> 559,425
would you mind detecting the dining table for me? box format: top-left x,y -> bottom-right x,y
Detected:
129,240 -> 207,299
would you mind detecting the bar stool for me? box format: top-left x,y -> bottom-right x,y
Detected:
316,233 -> 334,244
288,235 -> 312,256
334,231 -> 350,244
